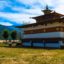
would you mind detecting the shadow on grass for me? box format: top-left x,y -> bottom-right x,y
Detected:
0,44 -> 64,50
0,45 -> 64,50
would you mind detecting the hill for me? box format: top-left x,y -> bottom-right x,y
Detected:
0,25 -> 20,40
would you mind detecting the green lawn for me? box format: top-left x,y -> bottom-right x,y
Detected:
0,44 -> 64,64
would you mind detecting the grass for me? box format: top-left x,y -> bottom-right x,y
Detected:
0,44 -> 64,64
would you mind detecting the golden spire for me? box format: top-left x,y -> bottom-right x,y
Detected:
46,5 -> 49,10
43,5 -> 52,15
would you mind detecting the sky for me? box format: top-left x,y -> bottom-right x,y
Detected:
0,0 -> 64,26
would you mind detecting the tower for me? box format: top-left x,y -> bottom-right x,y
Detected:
43,5 -> 52,15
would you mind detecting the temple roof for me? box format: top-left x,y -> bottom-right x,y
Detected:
32,11 -> 64,22
42,5 -> 52,15
32,5 -> 64,23
16,6 -> 64,28
16,17 -> 64,28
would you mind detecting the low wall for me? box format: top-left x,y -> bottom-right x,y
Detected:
0,40 -> 20,43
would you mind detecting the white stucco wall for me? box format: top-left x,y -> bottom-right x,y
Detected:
23,32 -> 64,39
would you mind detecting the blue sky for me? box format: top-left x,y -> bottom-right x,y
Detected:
0,0 -> 64,26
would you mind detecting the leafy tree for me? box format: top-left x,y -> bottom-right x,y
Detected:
11,30 -> 17,46
2,30 -> 9,43
11,30 -> 17,40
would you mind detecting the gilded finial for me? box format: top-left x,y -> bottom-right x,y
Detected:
46,5 -> 49,10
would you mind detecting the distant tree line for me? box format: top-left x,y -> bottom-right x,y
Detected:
2,29 -> 21,47
2,30 -> 17,40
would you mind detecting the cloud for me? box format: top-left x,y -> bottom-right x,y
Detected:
0,22 -> 13,26
0,0 -> 43,26
0,0 -> 64,26
0,12 -> 37,24
55,5 -> 64,14
18,0 -> 45,9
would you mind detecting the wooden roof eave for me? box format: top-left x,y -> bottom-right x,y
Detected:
16,23 -> 38,28
16,17 -> 64,28
30,15 -> 43,20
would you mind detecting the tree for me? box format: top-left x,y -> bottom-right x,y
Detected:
11,30 -> 17,47
11,30 -> 17,40
2,30 -> 9,43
